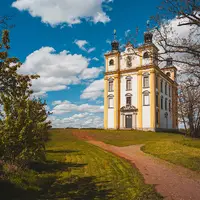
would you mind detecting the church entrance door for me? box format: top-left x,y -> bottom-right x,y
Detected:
125,115 -> 132,128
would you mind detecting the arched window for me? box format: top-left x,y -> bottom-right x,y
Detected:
108,80 -> 114,92
143,90 -> 150,106
165,98 -> 168,111
143,52 -> 149,59
109,59 -> 114,66
108,94 -> 114,108
161,96 -> 163,110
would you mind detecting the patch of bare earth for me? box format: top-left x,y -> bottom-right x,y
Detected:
73,130 -> 200,200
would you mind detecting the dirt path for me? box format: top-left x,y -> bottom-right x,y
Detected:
73,131 -> 200,200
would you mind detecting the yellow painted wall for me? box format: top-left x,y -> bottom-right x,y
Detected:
104,78 -> 108,129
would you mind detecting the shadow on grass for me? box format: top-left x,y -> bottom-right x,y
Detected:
39,175 -> 113,200
46,149 -> 80,154
1,175 -> 113,200
1,160 -> 113,200
29,161 -> 86,173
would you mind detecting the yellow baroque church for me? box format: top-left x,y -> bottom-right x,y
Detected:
104,30 -> 178,131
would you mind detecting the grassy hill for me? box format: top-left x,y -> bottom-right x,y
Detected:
0,129 -> 162,200
80,129 -> 200,172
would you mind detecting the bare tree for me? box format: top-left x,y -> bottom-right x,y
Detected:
178,79 -> 200,137
151,0 -> 200,85
149,0 -> 200,137
0,15 -> 14,30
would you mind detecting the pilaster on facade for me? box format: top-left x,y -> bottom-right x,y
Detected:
150,68 -> 156,130
157,75 -> 161,128
114,73 -> 120,129
137,70 -> 143,129
104,77 -> 108,129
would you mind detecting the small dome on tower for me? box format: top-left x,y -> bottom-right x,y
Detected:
111,40 -> 119,51
144,20 -> 153,44
111,29 -> 119,51
144,32 -> 153,44
166,57 -> 173,66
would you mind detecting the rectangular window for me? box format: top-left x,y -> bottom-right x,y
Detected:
108,97 -> 114,108
161,97 -> 163,110
143,76 -> 149,88
143,94 -> 150,106
165,83 -> 168,95
156,94 -> 159,107
156,76 -> 158,89
126,80 -> 132,91
161,80 -> 163,93
109,81 -> 113,92
169,86 -> 171,97
165,99 -> 168,110
126,97 -> 132,106
169,101 -> 171,112
156,111 -> 159,124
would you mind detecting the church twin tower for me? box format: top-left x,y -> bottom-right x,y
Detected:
104,31 -> 178,131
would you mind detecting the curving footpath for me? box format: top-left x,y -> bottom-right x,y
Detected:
73,131 -> 200,200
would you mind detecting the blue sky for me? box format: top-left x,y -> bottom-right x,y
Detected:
1,0 -> 162,128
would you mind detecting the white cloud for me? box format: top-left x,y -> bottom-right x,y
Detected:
51,100 -> 104,115
81,79 -> 104,100
12,0 -> 112,26
93,12 -> 110,24
154,16 -> 200,69
88,47 -> 96,53
74,40 -> 88,51
74,40 -> 96,53
80,67 -> 104,80
49,113 -> 103,128
19,47 -> 102,96
92,57 -> 99,61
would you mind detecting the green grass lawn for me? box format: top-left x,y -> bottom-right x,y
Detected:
1,129 -> 162,200
82,129 -> 200,172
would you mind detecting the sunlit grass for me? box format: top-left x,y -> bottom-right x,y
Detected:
83,129 -> 183,146
142,140 -> 200,172
82,129 -> 200,172
1,129 -> 162,200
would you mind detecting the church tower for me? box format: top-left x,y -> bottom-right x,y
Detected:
104,30 -> 120,129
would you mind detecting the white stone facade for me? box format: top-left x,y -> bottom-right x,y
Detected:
104,41 -> 178,131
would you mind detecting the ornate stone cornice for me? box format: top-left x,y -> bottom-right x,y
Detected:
104,65 -> 177,85
120,105 -> 138,112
